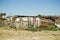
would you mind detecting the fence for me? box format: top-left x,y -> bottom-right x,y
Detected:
0,20 -> 40,29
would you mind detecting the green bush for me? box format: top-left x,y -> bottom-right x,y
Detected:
43,27 -> 56,31
9,25 -> 16,29
25,26 -> 59,32
25,27 -> 37,32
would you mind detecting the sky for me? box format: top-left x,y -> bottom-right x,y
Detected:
0,0 -> 60,16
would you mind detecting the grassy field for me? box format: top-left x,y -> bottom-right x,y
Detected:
0,27 -> 60,40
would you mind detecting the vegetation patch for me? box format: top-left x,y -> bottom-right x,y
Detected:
25,26 -> 60,32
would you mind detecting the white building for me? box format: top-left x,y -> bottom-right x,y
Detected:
13,16 -> 40,28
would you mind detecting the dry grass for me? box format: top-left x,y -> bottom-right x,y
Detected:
0,27 -> 60,40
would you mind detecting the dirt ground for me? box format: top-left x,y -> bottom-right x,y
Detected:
0,28 -> 60,40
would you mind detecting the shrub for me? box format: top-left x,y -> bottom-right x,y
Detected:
42,26 -> 58,31
9,25 -> 16,29
25,27 -> 37,32
25,26 -> 59,32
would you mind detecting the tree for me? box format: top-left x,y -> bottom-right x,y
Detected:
3,13 -> 6,16
37,14 -> 42,17
0,13 -> 6,20
0,13 -> 6,27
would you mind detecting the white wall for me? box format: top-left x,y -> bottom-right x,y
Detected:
55,23 -> 60,28
15,18 -> 20,22
22,17 -> 28,21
